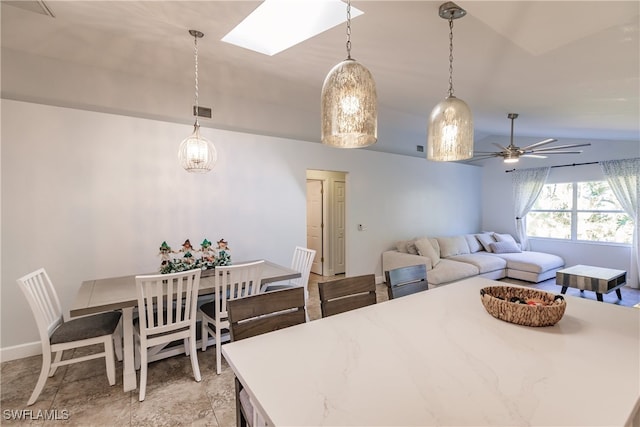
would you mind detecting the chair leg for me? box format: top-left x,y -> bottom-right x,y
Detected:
49,350 -> 63,377
113,320 -> 123,362
104,336 -> 116,386
216,328 -> 222,375
28,351 -> 52,406
201,320 -> 208,351
189,332 -> 201,382
139,344 -> 148,402
184,338 -> 190,356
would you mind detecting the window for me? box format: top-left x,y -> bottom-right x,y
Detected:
527,181 -> 633,244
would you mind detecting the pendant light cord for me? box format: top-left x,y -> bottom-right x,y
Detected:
346,0 -> 352,59
194,33 -> 200,127
448,17 -> 454,97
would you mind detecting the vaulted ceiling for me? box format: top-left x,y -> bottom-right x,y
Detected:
2,1 -> 638,162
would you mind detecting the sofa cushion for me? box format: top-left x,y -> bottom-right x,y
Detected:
415,238 -> 440,266
427,259 -> 479,286
492,251 -> 564,274
476,233 -> 496,252
465,234 -> 483,253
436,236 -> 470,258
449,253 -> 507,274
489,241 -> 522,254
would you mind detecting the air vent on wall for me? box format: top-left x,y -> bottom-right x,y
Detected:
416,145 -> 424,153
5,0 -> 55,17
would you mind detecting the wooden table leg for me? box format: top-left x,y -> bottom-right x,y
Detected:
596,293 -> 603,302
122,307 -> 137,392
561,286 -> 568,294
616,289 -> 622,299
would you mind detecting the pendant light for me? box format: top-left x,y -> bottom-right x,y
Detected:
321,0 -> 377,148
427,2 -> 473,162
178,30 -> 217,173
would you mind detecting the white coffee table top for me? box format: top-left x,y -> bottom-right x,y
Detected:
557,264 -> 626,280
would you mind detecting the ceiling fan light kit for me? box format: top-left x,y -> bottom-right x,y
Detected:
427,2 -> 474,162
470,113 -> 591,164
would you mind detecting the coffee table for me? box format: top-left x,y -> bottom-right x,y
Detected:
556,264 -> 626,302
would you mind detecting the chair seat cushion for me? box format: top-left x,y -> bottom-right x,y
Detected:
51,311 -> 121,344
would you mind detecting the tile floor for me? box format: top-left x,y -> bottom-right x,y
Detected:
1,274 -> 638,426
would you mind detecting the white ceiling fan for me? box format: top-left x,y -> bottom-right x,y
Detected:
470,113 -> 591,163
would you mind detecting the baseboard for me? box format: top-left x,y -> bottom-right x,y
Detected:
375,275 -> 385,285
0,341 -> 41,362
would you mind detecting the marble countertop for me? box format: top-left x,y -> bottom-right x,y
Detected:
223,276 -> 640,426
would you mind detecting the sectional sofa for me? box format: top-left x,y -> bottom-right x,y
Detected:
382,233 -> 565,288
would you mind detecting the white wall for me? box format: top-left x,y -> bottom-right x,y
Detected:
1,99 -> 482,354
481,136 -> 639,281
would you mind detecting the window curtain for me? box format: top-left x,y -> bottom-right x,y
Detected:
512,167 -> 550,250
601,158 -> 639,289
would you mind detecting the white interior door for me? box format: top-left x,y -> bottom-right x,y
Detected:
332,180 -> 346,275
306,180 -> 323,275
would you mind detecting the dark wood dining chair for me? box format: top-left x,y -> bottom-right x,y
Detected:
227,287 -> 307,427
318,274 -> 377,318
384,264 -> 429,299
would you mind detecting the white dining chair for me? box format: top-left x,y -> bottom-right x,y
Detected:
199,260 -> 265,374
264,246 -> 316,301
17,268 -> 122,406
134,269 -> 202,401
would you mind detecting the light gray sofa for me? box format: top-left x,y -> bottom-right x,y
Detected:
382,233 -> 565,287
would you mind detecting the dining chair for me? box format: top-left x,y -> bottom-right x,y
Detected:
134,269 -> 202,402
227,286 -> 306,427
263,247 -> 316,300
384,264 -> 429,299
199,260 -> 265,374
318,274 -> 377,318
17,268 -> 122,406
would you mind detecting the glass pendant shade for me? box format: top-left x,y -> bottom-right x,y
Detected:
321,59 -> 377,148
178,124 -> 217,173
427,95 -> 473,161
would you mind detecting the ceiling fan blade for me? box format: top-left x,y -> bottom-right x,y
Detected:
492,143 -> 509,151
520,138 -> 557,150
530,143 -> 591,152
521,154 -> 548,159
531,150 -> 584,154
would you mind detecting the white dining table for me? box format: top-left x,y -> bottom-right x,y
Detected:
222,276 -> 640,426
70,260 -> 300,392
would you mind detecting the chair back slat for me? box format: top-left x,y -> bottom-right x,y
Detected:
385,265 -> 429,299
16,268 -> 64,341
289,247 -> 316,288
214,261 -> 265,323
318,274 -> 377,318
228,287 -> 306,341
135,269 -> 201,337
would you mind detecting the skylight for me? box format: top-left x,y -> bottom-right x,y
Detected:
222,0 -> 364,56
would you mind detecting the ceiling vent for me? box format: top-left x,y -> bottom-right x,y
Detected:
5,0 -> 55,17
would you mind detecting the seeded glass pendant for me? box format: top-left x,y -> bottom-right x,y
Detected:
427,2 -> 473,162
178,30 -> 217,173
321,0 -> 377,148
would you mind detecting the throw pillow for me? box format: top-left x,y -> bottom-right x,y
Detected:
436,236 -> 471,258
415,237 -> 440,266
406,239 -> 418,255
493,233 -> 518,246
476,233 -> 496,252
465,234 -> 483,253
489,241 -> 522,253
396,240 -> 410,254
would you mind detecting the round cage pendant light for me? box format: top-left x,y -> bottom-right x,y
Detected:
427,2 -> 473,162
178,30 -> 217,173
321,0 -> 377,148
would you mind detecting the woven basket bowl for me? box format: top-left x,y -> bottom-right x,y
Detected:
480,285 -> 566,327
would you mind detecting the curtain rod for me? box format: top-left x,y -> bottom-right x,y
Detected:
505,161 -> 600,173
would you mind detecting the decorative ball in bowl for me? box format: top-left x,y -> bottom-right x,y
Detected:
480,285 -> 566,327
